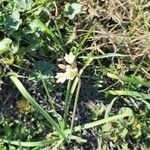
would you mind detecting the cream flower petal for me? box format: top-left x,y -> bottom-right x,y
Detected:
64,52 -> 75,64
55,73 -> 67,83
66,65 -> 78,80
58,64 -> 66,70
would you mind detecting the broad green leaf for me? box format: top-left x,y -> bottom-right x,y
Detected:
101,123 -> 112,137
0,38 -> 12,55
0,145 -> 7,150
8,145 -> 16,150
29,19 -> 44,33
119,127 -> 128,138
16,0 -> 33,11
35,60 -> 54,77
3,56 -> 14,65
5,0 -> 33,12
64,3 -> 82,20
4,11 -> 22,32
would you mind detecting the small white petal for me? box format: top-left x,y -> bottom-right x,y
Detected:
58,64 -> 66,70
64,52 -> 75,64
66,65 -> 78,80
55,73 -> 67,83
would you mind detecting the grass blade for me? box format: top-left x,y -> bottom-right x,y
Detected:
79,53 -> 128,59
34,16 -> 64,51
69,135 -> 87,143
65,113 -> 131,134
109,90 -> 150,100
34,15 -> 55,38
34,16 -> 56,38
40,73 -> 55,110
107,73 -> 150,88
9,75 -> 66,139
63,79 -> 72,129
104,97 -> 118,118
0,139 -> 54,147
75,25 -> 94,56
70,78 -> 81,138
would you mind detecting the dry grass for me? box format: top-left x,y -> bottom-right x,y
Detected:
0,0 -> 150,149
78,0 -> 150,55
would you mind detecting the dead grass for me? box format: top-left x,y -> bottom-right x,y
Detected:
78,0 -> 150,58
0,0 -> 150,149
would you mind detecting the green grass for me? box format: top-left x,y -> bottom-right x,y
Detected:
0,0 -> 150,149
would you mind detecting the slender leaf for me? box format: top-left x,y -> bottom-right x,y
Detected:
109,90 -> 150,100
75,25 -> 94,56
9,75 -> 66,139
105,97 -> 118,118
34,16 -> 63,50
70,78 -> 81,138
0,139 -> 52,147
0,135 -> 86,148
107,73 -> 150,88
65,56 -> 93,123
65,113 -> 132,134
34,15 -> 55,38
63,79 -> 72,129
79,53 -> 128,59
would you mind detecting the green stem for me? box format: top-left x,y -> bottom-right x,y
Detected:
67,56 -> 93,112
40,74 -> 62,126
40,74 -> 55,111
63,55 -> 93,130
70,77 -> 81,138
63,80 -> 72,129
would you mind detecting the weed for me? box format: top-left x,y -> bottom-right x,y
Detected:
0,0 -> 150,149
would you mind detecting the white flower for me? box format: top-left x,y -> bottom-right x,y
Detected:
58,64 -> 66,70
55,73 -> 67,83
55,52 -> 78,83
66,65 -> 78,80
64,52 -> 75,64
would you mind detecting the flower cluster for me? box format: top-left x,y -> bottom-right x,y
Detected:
55,52 -> 78,83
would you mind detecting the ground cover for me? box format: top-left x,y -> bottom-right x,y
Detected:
0,0 -> 150,149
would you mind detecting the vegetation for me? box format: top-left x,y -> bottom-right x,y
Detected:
0,0 -> 150,149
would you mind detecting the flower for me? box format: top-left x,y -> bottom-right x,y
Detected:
64,52 -> 75,64
55,73 -> 67,83
55,52 -> 78,83
66,65 -> 78,80
58,64 -> 66,70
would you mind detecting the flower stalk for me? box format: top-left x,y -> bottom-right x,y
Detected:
63,79 -> 72,129
69,77 -> 81,138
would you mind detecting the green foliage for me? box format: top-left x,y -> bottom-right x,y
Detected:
35,60 -> 54,77
3,10 -> 22,32
88,102 -> 105,120
0,0 -> 149,149
64,3 -> 82,20
0,38 -> 12,55
10,75 -> 66,139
